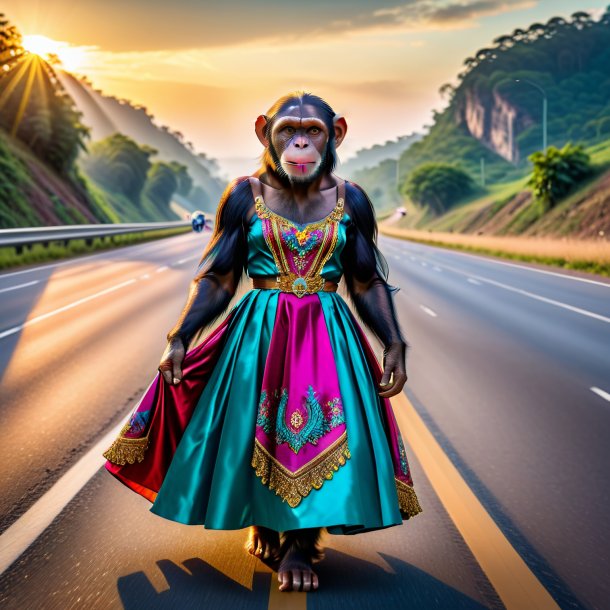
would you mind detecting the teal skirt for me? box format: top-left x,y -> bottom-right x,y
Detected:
149,288 -> 409,535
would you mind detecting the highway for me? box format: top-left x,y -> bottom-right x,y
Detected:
0,229 -> 608,609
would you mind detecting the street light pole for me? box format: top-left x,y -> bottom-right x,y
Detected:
515,78 -> 547,153
396,156 -> 400,193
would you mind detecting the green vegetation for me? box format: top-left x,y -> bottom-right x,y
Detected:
527,143 -> 593,214
0,134 -> 38,227
79,133 -> 192,222
0,226 -> 192,270
402,163 -> 479,216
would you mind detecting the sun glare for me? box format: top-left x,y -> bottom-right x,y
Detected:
22,34 -> 89,72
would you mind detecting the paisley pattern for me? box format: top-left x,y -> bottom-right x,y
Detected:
256,385 -> 345,454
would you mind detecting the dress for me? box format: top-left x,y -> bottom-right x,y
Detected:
103,178 -> 423,535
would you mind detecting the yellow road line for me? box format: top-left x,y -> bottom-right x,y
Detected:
392,391 -> 561,610
258,564 -> 307,610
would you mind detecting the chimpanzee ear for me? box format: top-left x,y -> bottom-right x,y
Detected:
333,115 -> 348,148
255,115 -> 270,147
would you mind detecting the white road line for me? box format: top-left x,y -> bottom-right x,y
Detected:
415,260 -> 610,324
387,239 -> 610,288
420,305 -> 438,317
0,280 -> 137,340
433,266 -> 442,272
591,387 -> 610,402
421,262 -> 428,267
0,254 -> 201,341
0,418 -> 127,575
156,266 -> 169,273
0,280 -> 39,293
467,278 -> 482,285
0,232 -> 203,279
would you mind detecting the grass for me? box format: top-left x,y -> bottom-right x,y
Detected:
0,226 -> 192,271
378,225 -> 610,277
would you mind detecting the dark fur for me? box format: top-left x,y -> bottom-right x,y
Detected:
279,527 -> 326,563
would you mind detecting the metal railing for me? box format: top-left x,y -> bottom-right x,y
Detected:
0,221 -> 192,253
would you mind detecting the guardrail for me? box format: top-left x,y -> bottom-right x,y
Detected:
0,221 -> 192,253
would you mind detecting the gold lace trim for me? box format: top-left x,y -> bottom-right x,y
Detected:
103,422 -> 150,465
251,432 -> 350,507
255,195 -> 345,230
396,478 -> 423,519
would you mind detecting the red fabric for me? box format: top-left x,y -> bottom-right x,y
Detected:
104,312 -> 234,502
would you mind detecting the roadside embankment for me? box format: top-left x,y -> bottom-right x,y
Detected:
378,225 -> 610,278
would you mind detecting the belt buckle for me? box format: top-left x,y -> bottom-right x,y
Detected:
278,273 -> 324,298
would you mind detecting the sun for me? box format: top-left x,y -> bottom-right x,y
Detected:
22,34 -> 89,72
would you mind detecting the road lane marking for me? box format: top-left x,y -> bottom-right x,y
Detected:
591,387 -> 610,402
0,279 -> 137,340
0,280 -> 39,293
405,258 -> 610,324
156,266 -> 169,273
265,565 -> 307,609
381,237 -> 610,288
467,278 -> 482,285
0,254 -> 204,341
392,391 -> 560,609
0,419 -> 126,575
419,305 -> 438,317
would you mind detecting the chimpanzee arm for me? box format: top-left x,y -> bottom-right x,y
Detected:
165,176 -> 252,351
341,182 -> 409,392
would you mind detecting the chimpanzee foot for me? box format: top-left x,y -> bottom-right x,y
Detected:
245,525 -> 281,570
277,544 -> 319,592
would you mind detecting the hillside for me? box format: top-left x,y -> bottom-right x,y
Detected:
0,14 -> 226,228
365,7 -> 610,238
383,138 -> 610,240
57,70 -> 224,212
0,130 -> 117,227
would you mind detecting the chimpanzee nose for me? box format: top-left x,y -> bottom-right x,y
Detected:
294,136 -> 308,148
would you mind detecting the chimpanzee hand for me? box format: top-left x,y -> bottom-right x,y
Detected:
378,342 -> 408,398
158,337 -> 186,385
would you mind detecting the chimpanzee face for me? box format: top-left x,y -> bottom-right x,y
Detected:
255,97 -> 348,186
269,104 -> 329,183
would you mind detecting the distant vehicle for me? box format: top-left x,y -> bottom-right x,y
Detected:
397,206 -> 407,217
190,211 -> 207,233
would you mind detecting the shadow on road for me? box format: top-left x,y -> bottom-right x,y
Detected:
118,548 -> 493,609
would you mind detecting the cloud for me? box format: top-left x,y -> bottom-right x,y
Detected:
11,0 -> 540,52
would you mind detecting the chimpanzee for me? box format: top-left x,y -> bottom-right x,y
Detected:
158,91 -> 410,592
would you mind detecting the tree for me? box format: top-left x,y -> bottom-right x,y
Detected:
402,163 -> 476,216
0,13 -> 24,67
80,133 -> 156,202
526,143 -> 593,212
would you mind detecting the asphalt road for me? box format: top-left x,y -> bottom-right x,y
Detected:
0,229 -> 608,609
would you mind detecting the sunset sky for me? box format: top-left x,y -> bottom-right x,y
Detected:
8,1 -> 608,175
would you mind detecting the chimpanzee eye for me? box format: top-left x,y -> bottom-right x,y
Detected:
309,127 -> 320,134
284,126 -> 296,134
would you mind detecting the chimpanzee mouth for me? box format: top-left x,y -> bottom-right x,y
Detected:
286,161 -> 315,165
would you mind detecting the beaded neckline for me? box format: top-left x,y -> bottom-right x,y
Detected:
254,192 -> 345,230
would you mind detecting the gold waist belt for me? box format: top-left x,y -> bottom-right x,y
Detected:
251,274 -> 339,297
